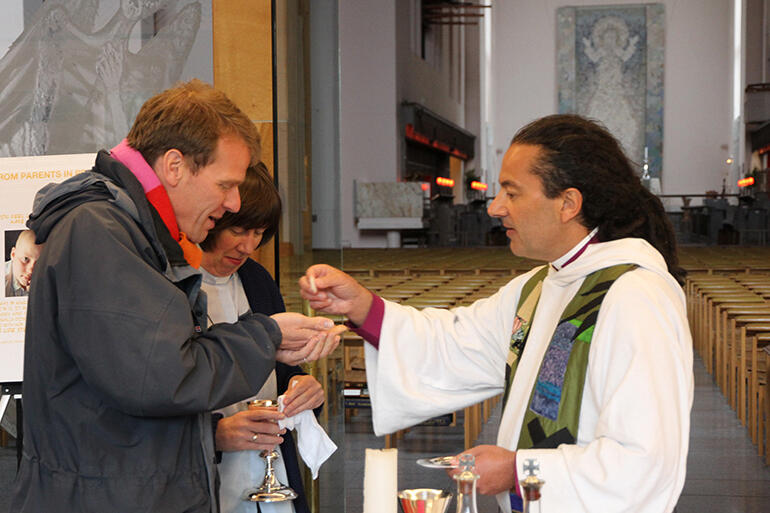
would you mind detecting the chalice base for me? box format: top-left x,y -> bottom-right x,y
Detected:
244,484 -> 298,503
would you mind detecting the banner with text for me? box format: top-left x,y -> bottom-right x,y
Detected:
1,154 -> 95,383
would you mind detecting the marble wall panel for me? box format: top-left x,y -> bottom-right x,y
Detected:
354,182 -> 423,219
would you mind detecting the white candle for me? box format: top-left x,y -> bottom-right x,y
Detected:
363,448 -> 398,513
644,146 -> 648,160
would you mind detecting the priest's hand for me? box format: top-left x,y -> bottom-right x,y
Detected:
448,445 -> 518,496
215,408 -> 286,452
282,375 -> 325,417
299,264 -> 373,325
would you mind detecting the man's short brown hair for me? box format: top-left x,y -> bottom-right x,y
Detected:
127,79 -> 260,171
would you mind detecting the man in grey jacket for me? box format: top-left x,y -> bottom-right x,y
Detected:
11,80 -> 337,512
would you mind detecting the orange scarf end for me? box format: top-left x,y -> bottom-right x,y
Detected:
178,232 -> 203,269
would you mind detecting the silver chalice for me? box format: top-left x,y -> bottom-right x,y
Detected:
242,399 -> 298,503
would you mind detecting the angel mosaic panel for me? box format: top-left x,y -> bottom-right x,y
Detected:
557,4 -> 664,179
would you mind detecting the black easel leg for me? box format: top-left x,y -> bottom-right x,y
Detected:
15,397 -> 22,469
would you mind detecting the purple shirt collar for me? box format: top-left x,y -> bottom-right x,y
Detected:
550,228 -> 599,271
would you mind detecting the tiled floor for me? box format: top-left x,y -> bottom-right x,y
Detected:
675,356 -> 770,512
1,354 -> 768,512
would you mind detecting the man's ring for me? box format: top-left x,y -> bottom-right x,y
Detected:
252,433 -> 259,442
303,357 -> 307,363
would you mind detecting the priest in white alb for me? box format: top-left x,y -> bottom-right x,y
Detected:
300,115 -> 693,513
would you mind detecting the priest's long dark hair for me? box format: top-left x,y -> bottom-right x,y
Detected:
511,114 -> 685,284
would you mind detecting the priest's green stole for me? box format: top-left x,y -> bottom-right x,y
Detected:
502,264 -> 636,450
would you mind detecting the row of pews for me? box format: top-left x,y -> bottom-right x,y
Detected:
282,247 -> 770,460
686,268 -> 770,465
336,270 -> 516,449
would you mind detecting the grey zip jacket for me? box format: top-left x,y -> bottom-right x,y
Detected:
11,151 -> 281,512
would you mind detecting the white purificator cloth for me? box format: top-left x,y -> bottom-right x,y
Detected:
277,395 -> 337,479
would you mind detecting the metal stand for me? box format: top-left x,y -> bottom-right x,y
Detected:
1,382 -> 23,468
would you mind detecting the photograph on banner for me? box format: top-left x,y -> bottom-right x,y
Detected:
0,154 -> 95,383
4,228 -> 39,298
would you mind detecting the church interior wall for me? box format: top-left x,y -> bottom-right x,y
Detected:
336,0 -> 476,248
488,0 -> 733,208
338,0 -> 399,248
336,0 -> 735,248
0,1 -> 742,248
310,0 -> 342,250
396,0 -> 466,128
745,0 -> 766,85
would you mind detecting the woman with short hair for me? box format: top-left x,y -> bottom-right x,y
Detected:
201,163 -> 342,513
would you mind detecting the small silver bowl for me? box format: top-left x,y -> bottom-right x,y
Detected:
398,489 -> 452,513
